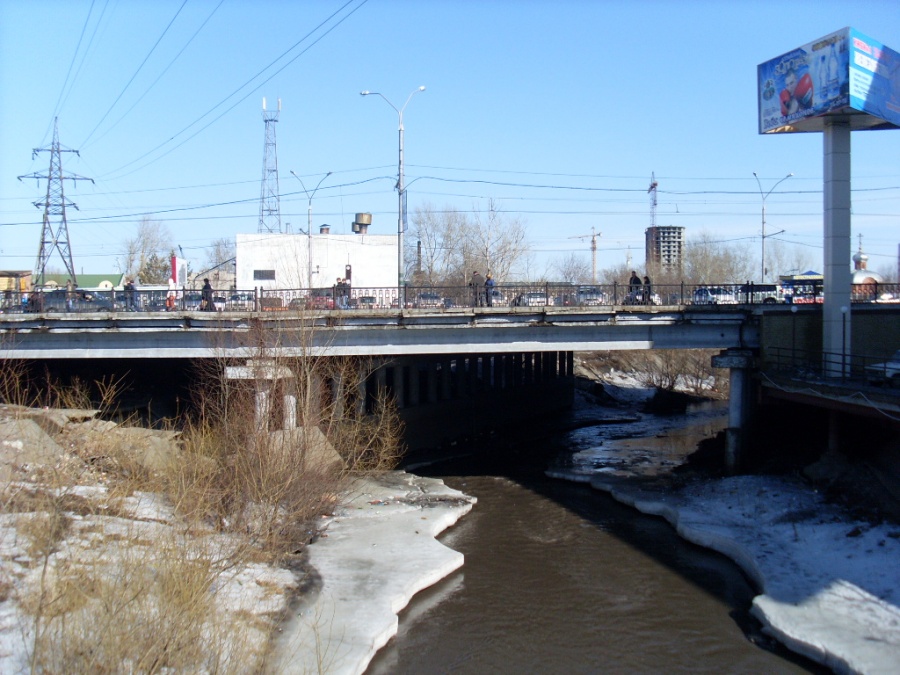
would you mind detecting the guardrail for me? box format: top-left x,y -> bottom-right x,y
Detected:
2,281 -> 897,315
764,346 -> 900,387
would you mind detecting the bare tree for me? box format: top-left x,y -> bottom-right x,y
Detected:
681,231 -> 755,283
120,217 -> 174,284
408,200 -> 530,286
205,237 -> 236,272
766,239 -> 818,278
553,252 -> 592,284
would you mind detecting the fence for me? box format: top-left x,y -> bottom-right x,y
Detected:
2,281 -> 897,314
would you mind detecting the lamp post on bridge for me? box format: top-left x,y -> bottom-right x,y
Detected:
290,170 -> 331,290
360,86 -> 426,307
753,171 -> 793,282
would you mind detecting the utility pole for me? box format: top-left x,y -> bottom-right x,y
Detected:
18,118 -> 93,288
258,97 -> 282,233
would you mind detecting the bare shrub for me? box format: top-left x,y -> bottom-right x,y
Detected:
592,349 -> 729,397
168,320 -> 403,553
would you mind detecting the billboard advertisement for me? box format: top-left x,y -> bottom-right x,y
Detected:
758,28 -> 850,133
848,28 -> 900,128
759,28 -> 900,133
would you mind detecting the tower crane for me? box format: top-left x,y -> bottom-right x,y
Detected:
648,171 -> 658,230
568,227 -> 600,284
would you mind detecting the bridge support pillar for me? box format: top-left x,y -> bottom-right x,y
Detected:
224,359 -> 297,432
711,349 -> 755,473
408,361 -> 421,407
441,358 -> 452,400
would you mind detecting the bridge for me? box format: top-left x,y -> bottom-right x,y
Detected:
2,297 -> 898,464
0,303 -> 758,359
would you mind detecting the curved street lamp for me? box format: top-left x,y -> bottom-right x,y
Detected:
290,170 -> 332,290
753,171 -> 793,282
360,86 -> 426,304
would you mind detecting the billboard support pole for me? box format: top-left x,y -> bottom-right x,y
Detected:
822,115 -> 852,377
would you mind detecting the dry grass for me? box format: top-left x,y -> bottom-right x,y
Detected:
1,318 -> 404,670
22,528 -> 265,674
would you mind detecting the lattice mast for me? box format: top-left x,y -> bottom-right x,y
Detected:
648,172 -> 658,230
258,97 -> 282,233
17,117 -> 93,287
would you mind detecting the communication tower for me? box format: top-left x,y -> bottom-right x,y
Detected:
17,118 -> 93,287
258,97 -> 282,233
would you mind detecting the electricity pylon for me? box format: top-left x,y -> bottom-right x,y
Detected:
18,118 -> 93,287
258,97 -> 282,233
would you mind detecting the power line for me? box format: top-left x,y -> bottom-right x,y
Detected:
79,0 -> 190,149
100,0 -> 370,181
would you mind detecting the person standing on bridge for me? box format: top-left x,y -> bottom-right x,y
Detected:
470,271 -> 483,307
628,271 -> 641,293
484,273 -> 495,307
201,278 -> 215,311
124,278 -> 136,310
642,275 -> 652,304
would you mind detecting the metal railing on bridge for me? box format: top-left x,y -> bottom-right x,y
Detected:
2,281 -> 898,315
764,346 -> 900,388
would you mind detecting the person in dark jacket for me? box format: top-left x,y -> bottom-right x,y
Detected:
642,275 -> 652,304
470,271 -> 483,307
201,278 -> 215,311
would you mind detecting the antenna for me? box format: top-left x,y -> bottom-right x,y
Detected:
17,117 -> 93,287
568,226 -> 601,284
258,97 -> 282,233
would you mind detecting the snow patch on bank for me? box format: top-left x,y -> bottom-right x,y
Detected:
546,468 -> 900,674
268,471 -> 476,675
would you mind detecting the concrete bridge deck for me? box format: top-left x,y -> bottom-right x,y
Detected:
0,304 -> 761,359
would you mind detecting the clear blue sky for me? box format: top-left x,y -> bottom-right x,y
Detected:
1,0 -> 898,281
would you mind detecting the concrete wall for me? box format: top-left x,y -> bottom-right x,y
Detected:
759,306 -> 900,365
235,232 -> 397,291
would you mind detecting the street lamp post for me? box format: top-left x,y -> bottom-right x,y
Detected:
752,171 -> 793,282
360,86 -> 426,306
290,170 -> 331,290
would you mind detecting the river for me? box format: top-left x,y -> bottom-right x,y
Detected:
366,393 -> 828,674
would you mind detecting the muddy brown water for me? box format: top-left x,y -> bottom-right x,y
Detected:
366,400 -> 828,674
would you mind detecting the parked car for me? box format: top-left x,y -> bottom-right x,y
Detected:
306,288 -> 335,310
229,292 -> 255,310
865,350 -> 900,386
576,287 -> 607,306
27,289 -> 112,313
351,295 -> 379,309
181,292 -> 203,310
414,293 -> 443,308
692,286 -> 737,305
512,292 -> 553,307
486,289 -> 507,307
621,290 -> 661,306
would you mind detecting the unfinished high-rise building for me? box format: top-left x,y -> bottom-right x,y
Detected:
645,225 -> 684,273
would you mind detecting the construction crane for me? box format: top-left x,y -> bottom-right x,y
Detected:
648,171 -> 658,230
569,227 -> 600,284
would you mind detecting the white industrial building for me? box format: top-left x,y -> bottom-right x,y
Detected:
235,226 -> 398,295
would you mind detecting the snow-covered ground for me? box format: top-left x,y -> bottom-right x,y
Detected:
549,366 -> 900,674
4,370 -> 898,674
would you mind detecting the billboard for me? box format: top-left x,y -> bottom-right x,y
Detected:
758,28 -> 900,133
848,29 -> 900,128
